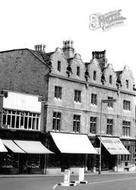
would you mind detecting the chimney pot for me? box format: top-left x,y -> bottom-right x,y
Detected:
34,44 -> 46,53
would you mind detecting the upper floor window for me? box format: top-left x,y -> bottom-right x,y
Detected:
122,121 -> 131,136
109,75 -> 112,84
76,66 -> 80,76
108,97 -> 113,108
52,112 -> 61,131
123,100 -> 131,110
90,117 -> 97,134
55,86 -> 62,99
106,119 -> 113,135
93,71 -> 96,80
2,109 -> 40,130
73,114 -> 80,133
91,93 -> 97,105
74,90 -> 81,103
57,61 -> 61,72
126,80 -> 129,88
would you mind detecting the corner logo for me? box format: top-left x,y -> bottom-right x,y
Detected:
89,9 -> 126,31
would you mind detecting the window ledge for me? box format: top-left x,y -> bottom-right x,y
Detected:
74,101 -> 81,104
91,104 -> 97,107
54,98 -> 62,101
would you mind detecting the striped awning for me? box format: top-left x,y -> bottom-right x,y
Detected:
14,140 -> 53,154
99,137 -> 130,155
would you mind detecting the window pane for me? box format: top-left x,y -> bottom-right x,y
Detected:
52,112 -> 61,131
57,61 -> 61,72
91,94 -> 97,105
77,66 -> 80,76
74,90 -> 81,102
90,117 -> 97,133
93,71 -> 96,80
55,86 -> 62,99
108,97 -> 113,108
73,114 -> 80,132
16,116 -> 19,128
109,75 -> 112,84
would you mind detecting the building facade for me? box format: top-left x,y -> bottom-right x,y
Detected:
0,41 -> 135,174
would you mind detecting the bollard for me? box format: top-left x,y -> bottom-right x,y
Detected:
64,169 -> 70,184
59,169 -> 76,186
71,168 -> 88,185
78,168 -> 88,184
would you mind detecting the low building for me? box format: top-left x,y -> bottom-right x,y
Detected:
0,91 -> 52,174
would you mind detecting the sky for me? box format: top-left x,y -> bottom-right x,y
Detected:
0,0 -> 136,80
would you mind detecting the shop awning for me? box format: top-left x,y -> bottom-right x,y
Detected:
99,137 -> 130,155
14,140 -> 53,154
0,139 -> 8,152
50,132 -> 97,154
2,140 -> 25,153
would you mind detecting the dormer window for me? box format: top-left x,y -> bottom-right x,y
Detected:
77,66 -> 80,76
126,80 -> 129,88
57,61 -> 61,72
93,71 -> 96,80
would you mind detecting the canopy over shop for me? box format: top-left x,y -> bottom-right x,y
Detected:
50,132 -> 97,154
99,137 -> 130,155
49,132 -> 97,172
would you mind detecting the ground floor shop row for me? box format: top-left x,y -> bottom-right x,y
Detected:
0,130 -> 135,174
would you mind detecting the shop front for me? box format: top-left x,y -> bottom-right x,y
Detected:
0,137 -> 53,174
98,136 -> 130,171
46,132 -> 97,175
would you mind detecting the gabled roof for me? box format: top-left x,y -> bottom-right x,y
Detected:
116,70 -> 123,77
29,49 -> 54,67
0,48 -> 54,69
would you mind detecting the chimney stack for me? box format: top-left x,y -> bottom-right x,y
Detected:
92,50 -> 107,68
62,40 -> 74,59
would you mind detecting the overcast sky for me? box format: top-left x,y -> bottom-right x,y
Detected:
0,0 -> 136,80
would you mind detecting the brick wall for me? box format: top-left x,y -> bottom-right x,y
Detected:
0,49 -> 49,98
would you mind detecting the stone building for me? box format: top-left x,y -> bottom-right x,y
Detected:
0,41 -> 135,174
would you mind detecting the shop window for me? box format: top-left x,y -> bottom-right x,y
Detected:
0,153 -> 19,169
106,119 -> 113,135
54,86 -> 62,99
73,114 -> 80,133
76,66 -> 80,76
90,117 -> 97,134
123,100 -> 131,110
122,121 -> 131,137
27,154 -> 40,169
91,93 -> 97,105
2,109 -> 40,130
93,71 -> 96,80
74,90 -> 81,103
52,112 -> 61,131
57,61 -> 61,72
107,97 -> 113,108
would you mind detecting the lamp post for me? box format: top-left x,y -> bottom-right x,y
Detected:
99,98 -> 116,174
